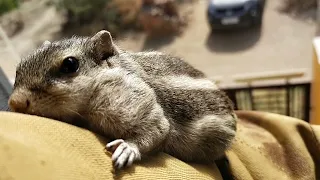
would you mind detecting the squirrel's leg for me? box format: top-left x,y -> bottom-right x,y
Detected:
106,104 -> 170,169
165,114 -> 237,163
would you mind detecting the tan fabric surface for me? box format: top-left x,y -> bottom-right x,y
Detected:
0,111 -> 319,180
0,112 -> 221,180
230,111 -> 320,180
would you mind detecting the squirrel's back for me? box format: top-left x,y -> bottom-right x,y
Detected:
123,51 -> 206,78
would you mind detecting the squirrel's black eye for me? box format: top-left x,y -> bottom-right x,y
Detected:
60,57 -> 79,74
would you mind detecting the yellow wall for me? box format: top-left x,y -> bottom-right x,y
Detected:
311,38 -> 320,124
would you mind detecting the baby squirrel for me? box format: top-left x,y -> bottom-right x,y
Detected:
9,30 -> 237,169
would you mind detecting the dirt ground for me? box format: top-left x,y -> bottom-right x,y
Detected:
0,0 -> 316,87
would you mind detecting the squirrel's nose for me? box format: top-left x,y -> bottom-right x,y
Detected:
8,94 -> 30,113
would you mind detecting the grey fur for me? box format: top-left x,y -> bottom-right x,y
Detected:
10,30 -> 237,168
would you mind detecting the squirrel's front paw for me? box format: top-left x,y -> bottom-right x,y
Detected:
106,139 -> 141,169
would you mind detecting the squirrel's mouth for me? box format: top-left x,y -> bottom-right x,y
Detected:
49,112 -> 90,129
69,117 -> 90,128
20,108 -> 89,128
9,91 -> 90,128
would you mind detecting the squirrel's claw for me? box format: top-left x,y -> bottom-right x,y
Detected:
107,139 -> 140,169
106,139 -> 124,152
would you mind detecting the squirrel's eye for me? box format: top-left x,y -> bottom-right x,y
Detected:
60,57 -> 79,74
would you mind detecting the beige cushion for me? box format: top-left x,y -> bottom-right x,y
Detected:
0,111 -> 319,180
0,112 -> 221,180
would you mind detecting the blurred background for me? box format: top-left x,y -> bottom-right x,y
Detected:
0,0 -> 319,123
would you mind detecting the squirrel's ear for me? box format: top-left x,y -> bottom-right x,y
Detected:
42,40 -> 51,47
90,30 -> 117,60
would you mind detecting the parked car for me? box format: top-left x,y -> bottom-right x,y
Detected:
207,0 -> 265,30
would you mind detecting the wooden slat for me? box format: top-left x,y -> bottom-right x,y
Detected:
209,76 -> 223,84
232,69 -> 306,83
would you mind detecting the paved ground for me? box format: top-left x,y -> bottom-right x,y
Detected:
117,0 -> 316,87
0,1 -> 63,84
0,0 -> 316,88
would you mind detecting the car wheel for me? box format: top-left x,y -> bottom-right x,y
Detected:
254,15 -> 262,27
209,23 -> 218,32
253,6 -> 263,27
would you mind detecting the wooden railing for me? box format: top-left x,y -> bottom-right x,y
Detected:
232,70 -> 306,84
220,69 -> 310,122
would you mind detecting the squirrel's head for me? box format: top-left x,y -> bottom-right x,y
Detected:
8,30 -> 119,122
